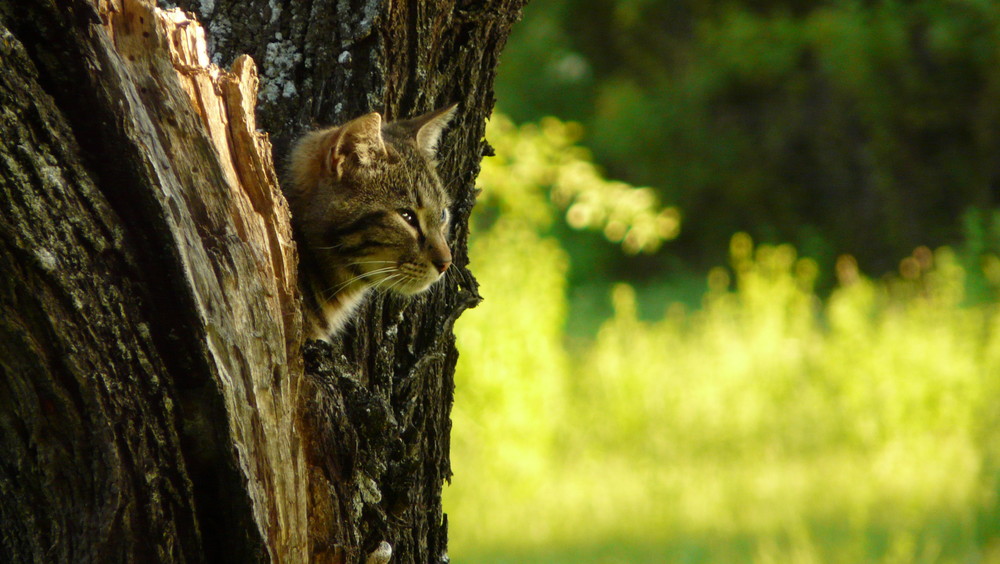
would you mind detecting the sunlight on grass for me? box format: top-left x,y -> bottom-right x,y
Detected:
446,115 -> 1000,563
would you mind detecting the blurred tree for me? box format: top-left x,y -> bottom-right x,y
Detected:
498,0 -> 1000,275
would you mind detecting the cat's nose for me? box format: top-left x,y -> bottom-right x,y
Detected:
429,237 -> 452,273
432,258 -> 451,273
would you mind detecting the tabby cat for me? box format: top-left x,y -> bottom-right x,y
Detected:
285,105 -> 457,339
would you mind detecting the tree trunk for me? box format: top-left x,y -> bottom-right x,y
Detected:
0,0 -> 524,562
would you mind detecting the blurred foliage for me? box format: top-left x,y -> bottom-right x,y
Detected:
496,0 -> 1000,275
476,113 -> 680,254
446,113 -> 1000,562
448,1 -> 1000,557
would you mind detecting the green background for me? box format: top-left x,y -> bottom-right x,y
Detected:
444,1 -> 1000,561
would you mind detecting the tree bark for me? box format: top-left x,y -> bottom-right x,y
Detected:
0,0 -> 525,562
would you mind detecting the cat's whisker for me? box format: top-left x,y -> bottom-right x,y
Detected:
312,243 -> 346,251
439,266 -> 457,288
370,274 -> 392,290
375,273 -> 401,293
340,267 -> 396,287
385,274 -> 412,294
373,274 -> 403,293
322,266 -> 398,298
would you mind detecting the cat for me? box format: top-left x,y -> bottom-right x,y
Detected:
285,105 -> 458,340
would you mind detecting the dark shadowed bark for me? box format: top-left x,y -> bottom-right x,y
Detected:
0,0 -> 525,562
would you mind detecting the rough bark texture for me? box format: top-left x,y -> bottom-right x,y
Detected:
176,1 -> 528,562
0,0 -> 524,562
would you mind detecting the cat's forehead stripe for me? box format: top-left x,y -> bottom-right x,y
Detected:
323,210 -> 387,242
414,183 -> 425,208
337,239 -> 397,257
400,164 -> 447,211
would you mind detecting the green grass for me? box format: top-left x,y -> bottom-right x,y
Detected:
456,521 -> 989,564
447,234 -> 1000,563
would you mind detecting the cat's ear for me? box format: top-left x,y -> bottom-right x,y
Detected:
324,112 -> 387,178
400,104 -> 458,159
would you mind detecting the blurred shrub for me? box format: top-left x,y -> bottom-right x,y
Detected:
447,112 -> 676,548
447,114 -> 1000,562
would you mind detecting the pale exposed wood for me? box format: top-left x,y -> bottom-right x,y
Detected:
101,1 -> 307,561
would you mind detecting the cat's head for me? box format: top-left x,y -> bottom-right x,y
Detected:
287,105 -> 457,299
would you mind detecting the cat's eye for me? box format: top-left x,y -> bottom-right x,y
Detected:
440,209 -> 448,223
398,209 -> 420,228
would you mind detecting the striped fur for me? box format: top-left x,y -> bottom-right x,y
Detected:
286,105 -> 457,340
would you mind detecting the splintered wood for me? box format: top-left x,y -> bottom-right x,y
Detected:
100,0 -> 307,561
